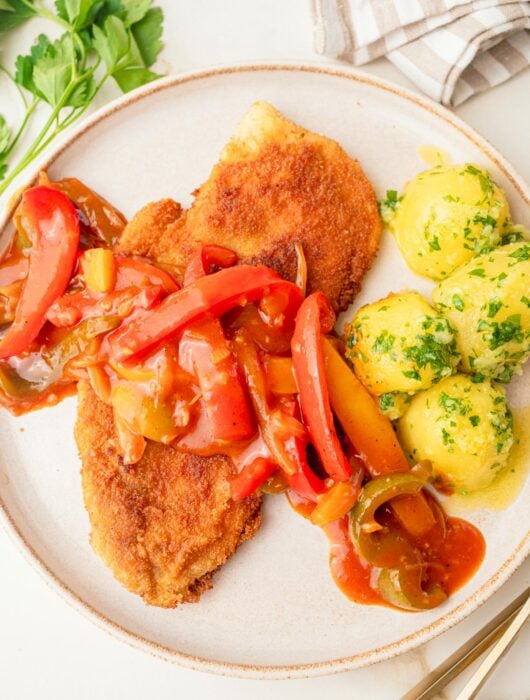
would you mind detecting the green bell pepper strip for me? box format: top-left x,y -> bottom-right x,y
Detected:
377,565 -> 447,611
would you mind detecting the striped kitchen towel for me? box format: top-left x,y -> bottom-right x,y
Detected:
313,0 -> 530,105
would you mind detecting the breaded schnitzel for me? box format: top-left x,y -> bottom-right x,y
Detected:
118,101 -> 381,311
76,383 -> 261,607
76,102 -> 381,607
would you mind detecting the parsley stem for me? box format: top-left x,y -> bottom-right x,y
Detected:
2,99 -> 38,161
0,65 -> 29,110
0,76 -> 82,196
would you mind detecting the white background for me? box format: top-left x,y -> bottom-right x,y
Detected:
0,2 -> 529,699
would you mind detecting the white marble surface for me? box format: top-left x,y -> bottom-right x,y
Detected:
0,2 -> 528,699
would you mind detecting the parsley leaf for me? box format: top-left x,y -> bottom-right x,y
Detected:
55,0 -> 104,30
132,6 -> 163,67
0,0 -> 164,194
0,0 -> 35,34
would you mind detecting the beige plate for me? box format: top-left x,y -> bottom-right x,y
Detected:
0,63 -> 529,679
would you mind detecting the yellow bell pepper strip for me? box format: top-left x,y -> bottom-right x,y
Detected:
181,246 -> 255,443
291,292 -> 353,482
109,265 -> 304,361
111,382 -> 183,445
264,356 -> 298,394
310,477 -> 363,526
0,187 -> 80,359
377,565 -> 447,611
322,337 -> 436,538
233,329 -> 326,499
81,248 -> 116,293
230,457 -> 278,500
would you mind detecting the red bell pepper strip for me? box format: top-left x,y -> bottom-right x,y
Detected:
109,265 -> 304,361
291,292 -> 352,482
184,244 -> 238,285
47,255 -> 179,328
0,187 -> 80,359
230,457 -> 277,500
233,329 -> 326,499
180,246 -> 254,443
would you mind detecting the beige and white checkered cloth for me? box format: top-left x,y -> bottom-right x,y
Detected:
313,0 -> 530,105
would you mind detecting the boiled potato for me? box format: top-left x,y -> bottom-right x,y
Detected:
433,241 -> 530,382
344,292 -> 460,411
397,375 -> 513,493
383,164 -> 510,280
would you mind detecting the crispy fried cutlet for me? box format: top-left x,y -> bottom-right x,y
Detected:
118,100 -> 381,311
76,381 -> 261,607
76,102 -> 381,608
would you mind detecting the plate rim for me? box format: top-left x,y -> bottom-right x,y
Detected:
0,61 -> 529,679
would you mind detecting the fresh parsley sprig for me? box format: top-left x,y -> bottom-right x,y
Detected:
0,0 -> 164,195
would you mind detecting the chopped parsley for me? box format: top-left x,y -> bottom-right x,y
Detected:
469,268 -> 486,278
509,245 -> 530,262
402,369 -> 421,381
469,415 -> 480,427
486,299 -> 502,318
452,294 -> 465,311
439,393 -> 470,416
463,165 -> 494,195
441,427 -> 455,449
379,393 -> 395,412
428,235 -> 441,252
477,314 -> 523,350
372,331 -> 396,354
378,190 -> 402,222
402,319 -> 458,380
521,296 -> 530,308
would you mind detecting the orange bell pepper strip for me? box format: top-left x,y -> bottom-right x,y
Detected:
310,478 -> 363,526
230,457 -> 277,500
109,265 -> 304,361
322,337 -> 409,475
180,246 -> 254,443
322,337 -> 436,537
0,187 -> 80,358
291,292 -> 353,483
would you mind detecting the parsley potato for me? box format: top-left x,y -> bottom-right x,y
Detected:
383,164 -> 510,280
344,291 -> 460,417
433,241 -> 530,382
397,374 -> 513,493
